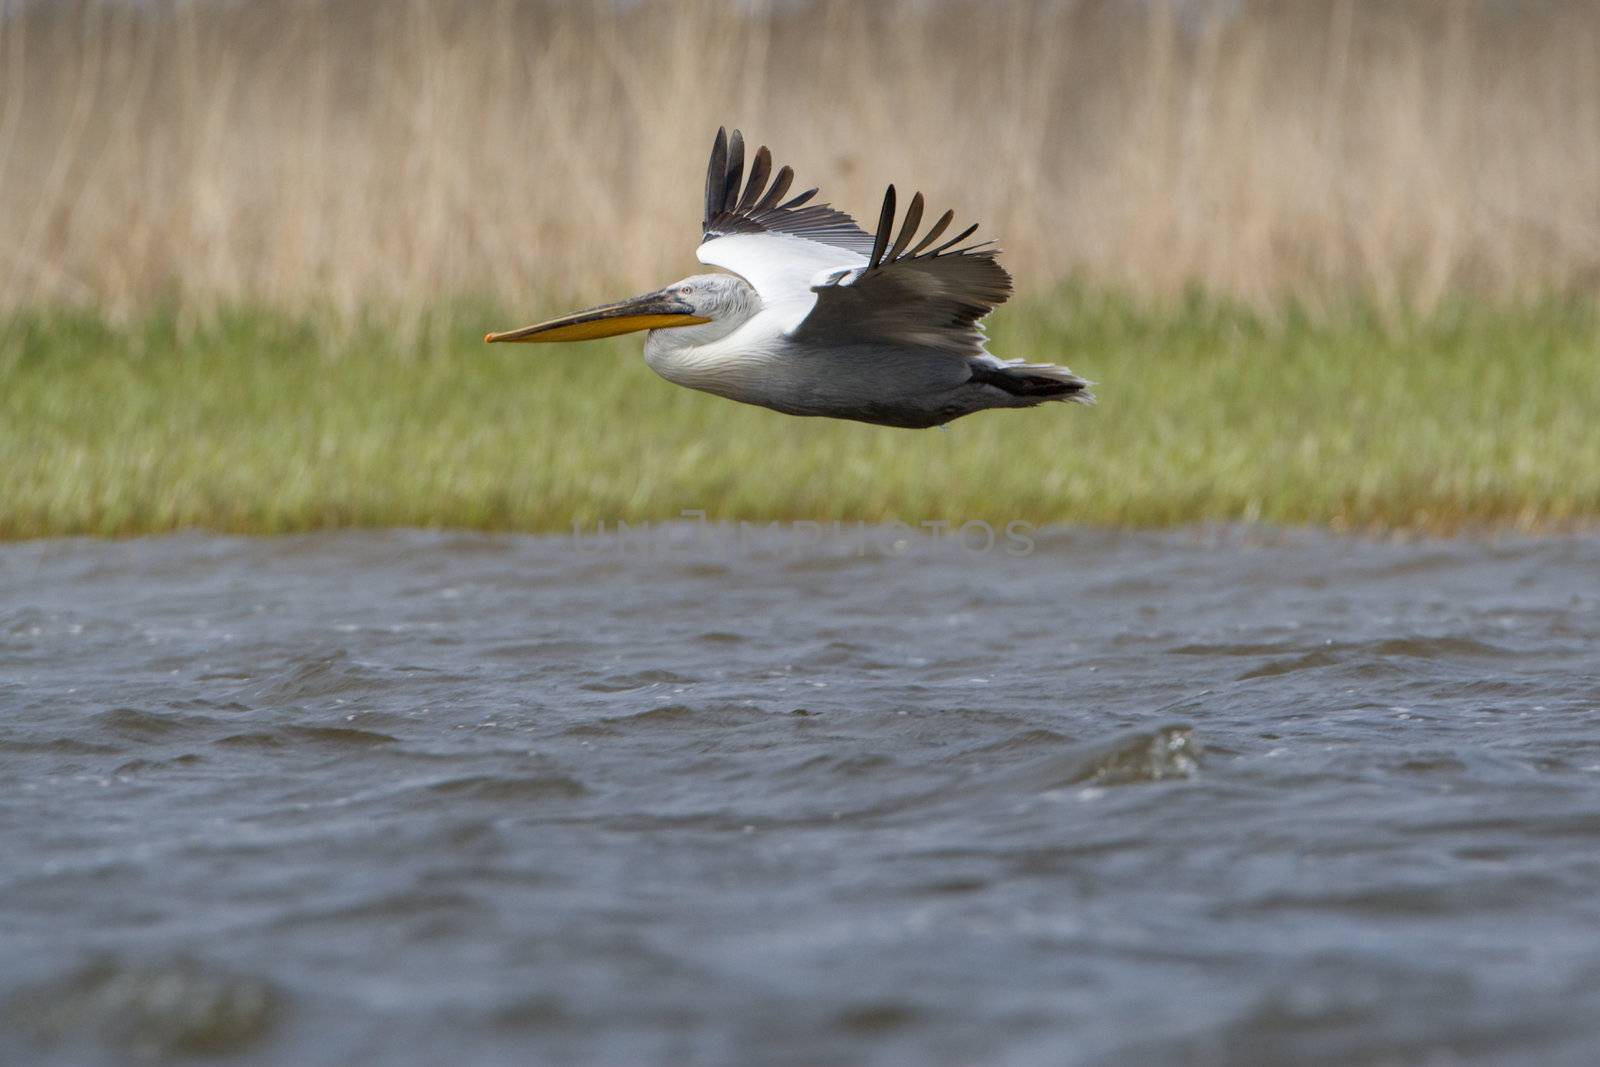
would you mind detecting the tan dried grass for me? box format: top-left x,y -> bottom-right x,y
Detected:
3,0 -> 1599,318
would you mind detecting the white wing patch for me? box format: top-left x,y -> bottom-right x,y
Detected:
697,232 -> 866,325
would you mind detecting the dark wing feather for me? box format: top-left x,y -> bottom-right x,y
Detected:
753,165 -> 795,211
790,189 -> 1012,358
702,127 -> 876,255
720,130 -> 744,214
736,147 -> 771,214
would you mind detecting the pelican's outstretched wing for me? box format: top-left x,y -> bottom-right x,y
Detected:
789,186 -> 1012,358
697,128 -> 871,309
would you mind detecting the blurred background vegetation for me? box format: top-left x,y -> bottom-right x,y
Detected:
2,0 -> 1598,536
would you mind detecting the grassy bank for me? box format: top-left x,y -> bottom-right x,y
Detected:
3,293 -> 1597,538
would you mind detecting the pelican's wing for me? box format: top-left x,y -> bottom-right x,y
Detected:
789,186 -> 1012,358
697,128 -> 872,308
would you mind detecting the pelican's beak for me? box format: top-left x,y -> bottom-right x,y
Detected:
485,290 -> 710,344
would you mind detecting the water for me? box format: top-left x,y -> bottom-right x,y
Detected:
2,527 -> 1599,1066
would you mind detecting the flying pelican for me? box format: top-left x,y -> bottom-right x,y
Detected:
486,129 -> 1094,428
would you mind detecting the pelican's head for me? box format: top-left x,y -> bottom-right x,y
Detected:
485,274 -> 755,345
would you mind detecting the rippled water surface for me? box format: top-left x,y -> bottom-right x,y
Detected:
3,528 -> 1599,1066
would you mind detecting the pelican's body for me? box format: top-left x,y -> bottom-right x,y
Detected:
639,278 -> 1044,428
488,130 -> 1094,428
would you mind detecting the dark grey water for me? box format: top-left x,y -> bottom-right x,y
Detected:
2,527 -> 1599,1066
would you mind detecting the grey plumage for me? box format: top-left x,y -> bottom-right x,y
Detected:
797,179 -> 1014,359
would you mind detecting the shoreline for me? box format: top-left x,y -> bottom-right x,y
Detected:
6,295 -> 1597,540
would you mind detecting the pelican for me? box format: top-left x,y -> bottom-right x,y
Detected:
486,129 -> 1094,428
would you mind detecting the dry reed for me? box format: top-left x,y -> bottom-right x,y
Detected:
2,0 -> 1599,319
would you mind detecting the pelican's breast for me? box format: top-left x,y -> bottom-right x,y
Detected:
644,310 -> 793,404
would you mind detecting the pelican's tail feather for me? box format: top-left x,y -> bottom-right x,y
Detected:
971,359 -> 1096,406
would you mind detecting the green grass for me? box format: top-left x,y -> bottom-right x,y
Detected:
2,291 -> 1597,538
